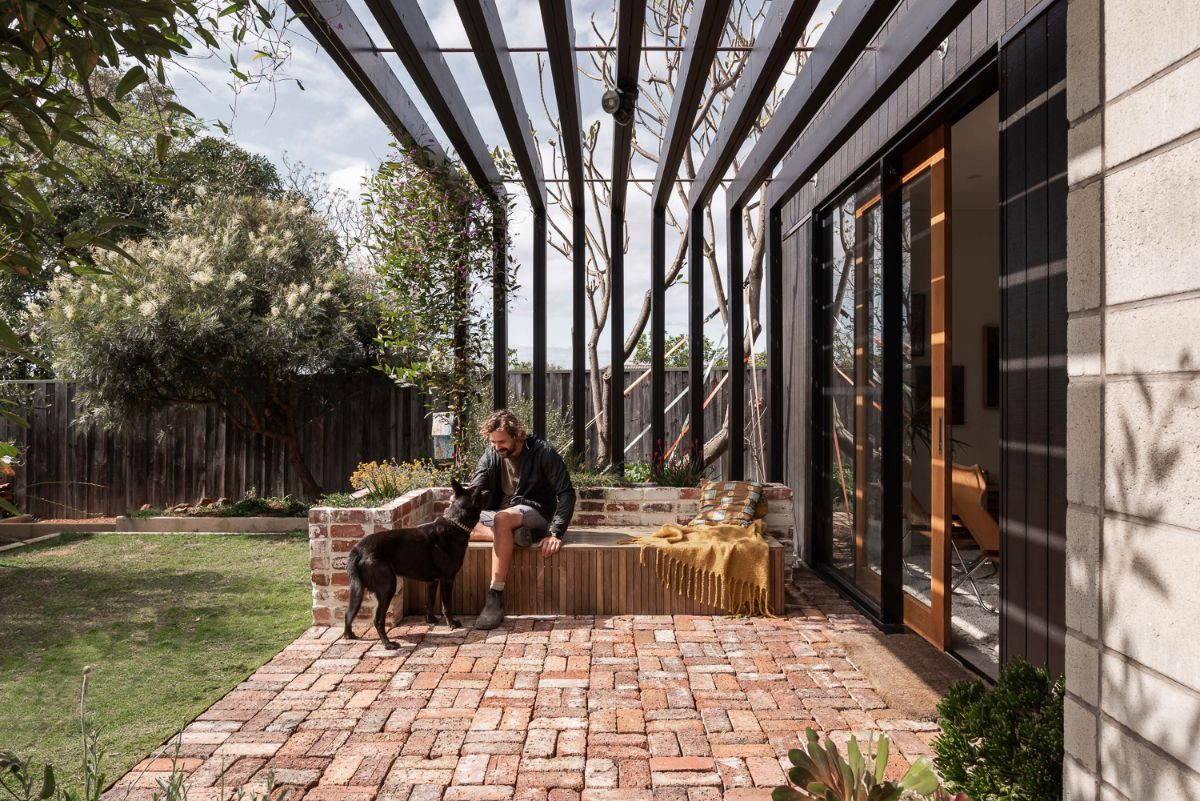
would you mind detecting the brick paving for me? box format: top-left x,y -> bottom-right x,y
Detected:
107,568 -> 943,801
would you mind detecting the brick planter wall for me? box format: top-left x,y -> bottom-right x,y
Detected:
309,483 -> 794,627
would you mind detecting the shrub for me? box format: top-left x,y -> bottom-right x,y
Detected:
649,448 -> 706,488
349,459 -> 454,502
932,658 -> 1064,801
623,460 -> 651,483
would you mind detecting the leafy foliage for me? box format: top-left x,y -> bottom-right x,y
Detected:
932,658 -> 1064,801
25,194 -> 380,499
362,145 -> 517,462
0,0 -> 291,361
773,727 -> 968,801
650,442 -> 708,487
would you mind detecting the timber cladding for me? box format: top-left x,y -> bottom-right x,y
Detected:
310,485 -> 794,624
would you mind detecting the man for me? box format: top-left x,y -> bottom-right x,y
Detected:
468,408 -> 575,630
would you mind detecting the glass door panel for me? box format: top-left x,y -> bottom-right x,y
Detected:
900,128 -> 952,649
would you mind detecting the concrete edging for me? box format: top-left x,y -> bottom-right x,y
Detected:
114,516 -> 308,533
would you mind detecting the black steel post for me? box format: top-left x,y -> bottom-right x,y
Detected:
879,155 -> 904,625
492,205 -> 507,409
651,206 -> 666,466
687,205 -> 705,462
533,211 -> 547,438
767,205 -> 783,483
609,202 -> 625,471
572,209 -> 587,460
728,203 -> 745,479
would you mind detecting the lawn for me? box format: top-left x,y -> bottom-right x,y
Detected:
0,532 -> 312,784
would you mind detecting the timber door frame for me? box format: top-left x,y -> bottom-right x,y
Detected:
899,126 -> 953,651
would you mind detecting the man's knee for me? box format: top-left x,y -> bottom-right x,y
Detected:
493,510 -> 522,530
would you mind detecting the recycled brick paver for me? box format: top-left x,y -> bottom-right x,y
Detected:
107,567 -> 943,801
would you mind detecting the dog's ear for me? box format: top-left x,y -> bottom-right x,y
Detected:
451,478 -> 464,496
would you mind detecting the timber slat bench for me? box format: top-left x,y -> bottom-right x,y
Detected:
309,485 -> 794,627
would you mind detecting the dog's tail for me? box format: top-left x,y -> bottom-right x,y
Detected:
344,547 -> 364,638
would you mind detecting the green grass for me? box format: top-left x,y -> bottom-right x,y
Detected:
0,532 -> 312,783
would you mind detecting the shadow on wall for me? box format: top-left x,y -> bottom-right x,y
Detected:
1086,351 -> 1200,797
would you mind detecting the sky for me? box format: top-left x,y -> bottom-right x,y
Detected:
168,0 -> 838,367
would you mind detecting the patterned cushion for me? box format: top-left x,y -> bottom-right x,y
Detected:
689,480 -> 765,527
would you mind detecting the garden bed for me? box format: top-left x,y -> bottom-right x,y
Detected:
309,484 -> 795,627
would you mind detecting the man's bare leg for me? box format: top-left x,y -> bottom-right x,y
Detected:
475,509 -> 520,630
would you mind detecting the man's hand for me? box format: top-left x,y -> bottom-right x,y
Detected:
540,536 -> 562,559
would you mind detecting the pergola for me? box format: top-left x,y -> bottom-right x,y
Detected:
288,0 -> 978,479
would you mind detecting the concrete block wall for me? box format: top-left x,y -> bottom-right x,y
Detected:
309,484 -> 795,628
1064,2 -> 1200,799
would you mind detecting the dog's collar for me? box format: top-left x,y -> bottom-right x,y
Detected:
444,515 -> 473,534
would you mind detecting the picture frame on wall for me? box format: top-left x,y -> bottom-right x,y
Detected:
983,325 -> 1000,408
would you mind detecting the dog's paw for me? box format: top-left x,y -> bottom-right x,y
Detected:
383,640 -> 401,650
446,619 -> 463,630
424,614 -> 438,625
343,629 -> 357,640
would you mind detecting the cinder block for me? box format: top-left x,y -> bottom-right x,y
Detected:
1105,294 -> 1200,376
1067,313 -> 1101,377
1065,0 -> 1101,121
1101,650 -> 1200,773
1064,696 -> 1098,771
1066,508 -> 1100,640
1106,52 -> 1200,167
1068,114 -> 1103,186
1067,180 -> 1102,313
1102,515 -> 1200,690
1100,715 -> 1200,801
1106,135 -> 1200,304
1066,380 -> 1103,509
1103,376 -> 1200,528
1065,632 -> 1099,705
1103,0 -> 1200,100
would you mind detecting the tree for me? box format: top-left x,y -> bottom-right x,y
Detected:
535,1 -> 810,465
25,194 -> 379,500
631,332 -> 723,369
0,0 -> 293,365
361,145 -> 517,462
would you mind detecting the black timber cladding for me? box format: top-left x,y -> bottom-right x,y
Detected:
999,0 -> 1067,677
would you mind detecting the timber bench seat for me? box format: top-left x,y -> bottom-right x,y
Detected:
400,525 -> 787,617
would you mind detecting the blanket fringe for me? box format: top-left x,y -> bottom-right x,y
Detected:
640,548 -> 775,618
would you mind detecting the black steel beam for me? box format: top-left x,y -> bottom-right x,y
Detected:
651,0 -> 734,207
532,212 -> 547,437
365,0 -> 503,195
539,0 -> 588,458
650,0 -> 732,469
688,0 -> 821,209
727,0 -> 897,208
727,203 -> 745,479
766,0 -> 980,209
608,0 -> 648,471
879,153 -> 904,624
287,0 -> 443,159
455,0 -> 546,208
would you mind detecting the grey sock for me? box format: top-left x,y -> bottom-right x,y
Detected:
490,581 -> 505,592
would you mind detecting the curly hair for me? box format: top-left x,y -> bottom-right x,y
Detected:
478,408 -> 528,442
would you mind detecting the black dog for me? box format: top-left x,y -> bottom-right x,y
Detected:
343,479 -> 486,649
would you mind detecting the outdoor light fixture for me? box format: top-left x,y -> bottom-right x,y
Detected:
601,86 -> 638,126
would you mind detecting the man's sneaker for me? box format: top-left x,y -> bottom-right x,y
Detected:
475,588 -> 505,630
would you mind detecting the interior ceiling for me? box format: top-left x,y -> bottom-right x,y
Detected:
951,92 -> 999,211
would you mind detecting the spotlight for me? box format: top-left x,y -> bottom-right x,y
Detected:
601,86 -> 638,127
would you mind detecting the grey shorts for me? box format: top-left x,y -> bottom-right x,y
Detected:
480,505 -> 549,547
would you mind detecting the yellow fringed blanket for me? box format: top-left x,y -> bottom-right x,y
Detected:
618,518 -> 775,617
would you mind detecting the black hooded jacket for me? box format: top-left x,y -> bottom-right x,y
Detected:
468,436 -> 576,540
